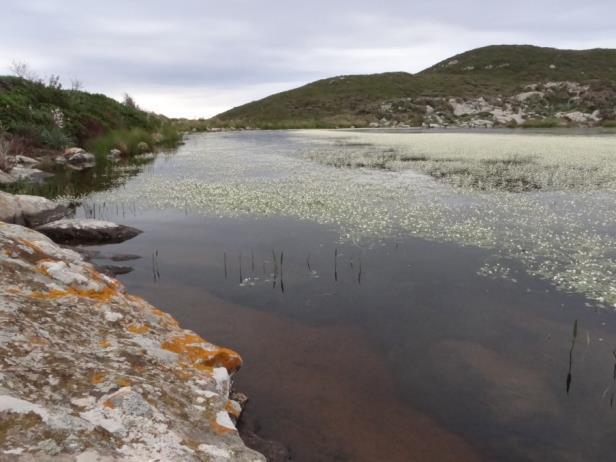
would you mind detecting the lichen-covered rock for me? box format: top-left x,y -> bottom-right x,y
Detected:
0,222 -> 265,461
36,219 -> 142,245
0,192 -> 69,228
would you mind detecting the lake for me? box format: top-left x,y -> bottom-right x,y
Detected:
53,130 -> 616,461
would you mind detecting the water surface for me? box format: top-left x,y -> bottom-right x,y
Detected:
62,131 -> 616,461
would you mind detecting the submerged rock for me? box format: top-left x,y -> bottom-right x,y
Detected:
94,263 -> 134,276
36,219 -> 143,245
0,222 -> 265,461
0,192 -> 69,228
110,253 -> 141,262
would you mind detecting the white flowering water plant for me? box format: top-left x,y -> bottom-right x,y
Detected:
85,130 -> 616,309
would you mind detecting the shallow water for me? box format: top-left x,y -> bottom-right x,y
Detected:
64,131 -> 616,461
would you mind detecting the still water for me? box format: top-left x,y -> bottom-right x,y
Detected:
60,131 -> 616,461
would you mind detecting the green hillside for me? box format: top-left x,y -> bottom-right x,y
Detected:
422,45 -> 616,81
0,76 -> 171,153
209,45 -> 616,129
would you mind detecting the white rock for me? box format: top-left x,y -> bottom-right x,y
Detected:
9,167 -> 53,183
0,170 -> 16,185
15,155 -> 39,166
515,91 -> 544,102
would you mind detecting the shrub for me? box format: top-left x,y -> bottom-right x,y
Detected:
0,137 -> 9,171
86,126 -> 181,158
40,127 -> 72,150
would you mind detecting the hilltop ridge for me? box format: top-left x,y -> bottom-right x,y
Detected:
209,45 -> 616,129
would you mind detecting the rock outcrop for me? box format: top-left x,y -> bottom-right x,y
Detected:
0,192 -> 68,228
36,219 -> 142,245
0,222 -> 265,461
7,167 -> 53,184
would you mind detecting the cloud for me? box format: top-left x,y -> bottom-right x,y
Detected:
1,0 -> 615,117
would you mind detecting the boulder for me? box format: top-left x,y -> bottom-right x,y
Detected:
0,192 -> 69,227
9,167 -> 54,184
0,169 -> 16,185
36,219 -> 143,244
14,154 -> 39,166
67,151 -> 96,165
0,222 -> 265,461
94,263 -> 134,276
54,155 -> 68,165
64,146 -> 86,156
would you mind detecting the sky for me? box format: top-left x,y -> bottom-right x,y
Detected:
2,1 -> 615,118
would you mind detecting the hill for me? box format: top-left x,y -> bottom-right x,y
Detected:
209,45 -> 616,129
0,76 -> 175,156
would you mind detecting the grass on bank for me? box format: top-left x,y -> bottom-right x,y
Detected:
86,126 -> 181,158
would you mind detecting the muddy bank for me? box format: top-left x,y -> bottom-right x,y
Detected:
0,222 -> 264,461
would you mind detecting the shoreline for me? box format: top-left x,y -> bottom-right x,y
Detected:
0,220 -> 266,461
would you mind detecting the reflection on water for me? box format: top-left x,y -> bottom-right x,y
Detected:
51,131 -> 616,461
566,320 -> 578,395
79,212 -> 616,462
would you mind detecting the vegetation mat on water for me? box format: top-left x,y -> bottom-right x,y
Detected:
82,130 -> 616,309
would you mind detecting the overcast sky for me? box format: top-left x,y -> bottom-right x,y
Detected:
2,1 -> 615,118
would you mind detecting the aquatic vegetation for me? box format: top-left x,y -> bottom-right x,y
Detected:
311,131 -> 616,192
84,130 -> 616,308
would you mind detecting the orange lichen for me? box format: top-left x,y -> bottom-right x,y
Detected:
34,259 -> 58,276
126,323 -> 150,334
211,418 -> 234,435
225,400 -> 241,417
103,399 -> 115,409
15,238 -> 47,260
175,369 -> 194,381
116,377 -> 131,387
90,371 -> 106,385
28,335 -> 49,346
161,332 -> 242,373
30,286 -> 118,302
100,339 -> 110,349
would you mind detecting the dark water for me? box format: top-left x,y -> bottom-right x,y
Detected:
80,211 -> 616,462
24,131 -> 616,461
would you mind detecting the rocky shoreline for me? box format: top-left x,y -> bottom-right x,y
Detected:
0,190 -> 268,461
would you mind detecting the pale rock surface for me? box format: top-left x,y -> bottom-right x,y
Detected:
0,222 -> 265,462
0,192 -> 68,228
9,167 -> 53,183
0,170 -> 16,185
14,155 -> 40,166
